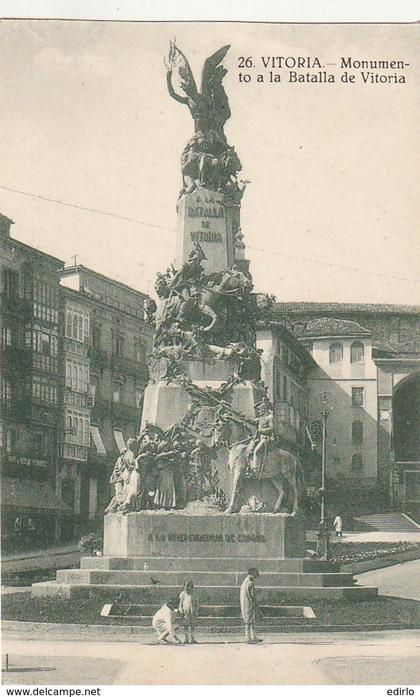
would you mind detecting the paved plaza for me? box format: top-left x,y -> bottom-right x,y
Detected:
3,630 -> 420,685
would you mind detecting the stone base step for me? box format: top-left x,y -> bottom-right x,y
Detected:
102,616 -> 315,627
31,581 -> 378,603
103,603 -> 316,619
57,568 -> 354,588
81,556 -> 339,573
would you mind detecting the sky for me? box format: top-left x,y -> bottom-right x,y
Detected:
0,20 -> 419,303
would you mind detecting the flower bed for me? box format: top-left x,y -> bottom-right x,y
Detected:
329,541 -> 420,565
307,540 -> 420,565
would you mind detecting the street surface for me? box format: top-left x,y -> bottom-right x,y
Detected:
2,630 -> 420,684
2,543 -> 80,575
355,558 -> 420,601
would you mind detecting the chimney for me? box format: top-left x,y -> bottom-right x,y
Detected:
0,213 -> 14,239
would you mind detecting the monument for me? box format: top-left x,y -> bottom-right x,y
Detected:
104,40 -> 305,555
32,44 -> 377,618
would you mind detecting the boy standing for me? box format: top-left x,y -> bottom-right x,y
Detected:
240,567 -> 263,643
152,599 -> 181,644
179,580 -> 199,644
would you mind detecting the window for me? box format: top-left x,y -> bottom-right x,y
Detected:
289,405 -> 295,427
65,409 -> 90,447
65,362 -> 72,389
33,433 -> 46,457
283,375 -> 288,402
134,338 -> 144,363
113,385 -> 121,403
32,376 -> 58,404
352,387 -> 364,407
112,333 -> 124,357
2,327 -> 12,349
1,378 -> 11,402
83,419 -> 90,446
41,331 -> 50,355
3,269 -> 19,298
352,420 -> 363,444
351,341 -> 364,363
33,280 -> 58,323
65,358 -> 89,393
135,389 -> 143,409
65,305 -> 89,343
351,453 -> 363,471
51,335 -> 58,357
6,428 -> 17,453
27,326 -> 58,358
91,324 -> 101,349
329,343 -> 343,364
275,371 -> 282,400
278,403 -> 289,423
89,376 -> 99,403
82,367 -> 89,392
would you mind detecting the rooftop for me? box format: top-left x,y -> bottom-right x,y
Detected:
275,302 -> 420,316
5,237 -> 64,268
299,317 -> 371,338
373,341 -> 420,358
266,321 -> 317,367
60,264 -> 148,300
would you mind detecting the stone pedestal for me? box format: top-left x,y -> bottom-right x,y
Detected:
176,187 -> 234,273
104,510 -> 306,559
32,510 -> 378,605
141,356 -> 266,431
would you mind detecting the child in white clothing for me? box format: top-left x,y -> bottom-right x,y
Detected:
179,580 -> 199,644
152,599 -> 181,644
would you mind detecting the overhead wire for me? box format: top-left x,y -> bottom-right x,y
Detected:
1,183 -> 419,287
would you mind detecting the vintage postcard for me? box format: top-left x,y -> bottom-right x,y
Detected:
1,16 -> 419,688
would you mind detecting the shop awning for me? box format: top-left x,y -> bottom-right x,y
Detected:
1,478 -> 72,513
113,430 -> 126,453
90,425 -> 106,456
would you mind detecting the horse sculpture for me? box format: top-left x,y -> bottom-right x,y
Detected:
217,421 -> 304,514
197,267 -> 253,333
153,266 -> 252,341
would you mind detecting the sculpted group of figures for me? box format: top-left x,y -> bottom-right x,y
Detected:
105,423 -> 217,515
146,242 -> 260,363
105,394 -> 303,515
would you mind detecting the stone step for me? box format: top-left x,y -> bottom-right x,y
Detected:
32,581 -> 377,603
104,603 -> 315,619
57,568 -> 355,588
103,615 -> 314,627
80,556 -> 340,573
354,513 -> 420,532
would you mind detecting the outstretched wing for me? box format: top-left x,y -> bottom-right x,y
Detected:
200,45 -> 231,96
173,43 -> 198,96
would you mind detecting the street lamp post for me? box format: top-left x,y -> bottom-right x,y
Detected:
315,391 -> 336,560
